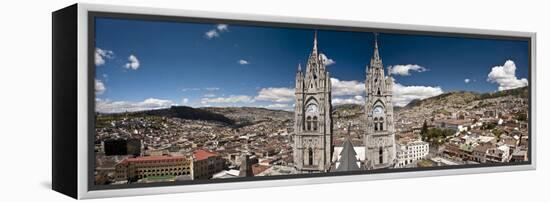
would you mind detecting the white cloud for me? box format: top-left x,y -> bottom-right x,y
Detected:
182,88 -> 200,92
216,24 -> 228,31
95,48 -> 114,66
264,103 -> 290,109
205,24 -> 229,39
181,98 -> 189,105
328,77 -> 442,107
265,103 -> 289,108
238,59 -> 249,65
388,64 -> 427,76
205,87 -> 220,91
332,95 -> 364,105
96,98 -> 175,113
464,78 -> 471,83
255,87 -> 295,103
182,87 -> 219,92
256,103 -> 293,111
203,93 -> 216,98
330,78 -> 365,96
205,30 -> 219,39
487,60 -> 528,91
124,54 -> 140,70
319,53 -> 335,66
392,82 -> 444,107
200,95 -> 254,105
95,79 -> 106,95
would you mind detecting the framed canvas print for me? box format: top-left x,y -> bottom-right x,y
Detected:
52,3 -> 536,199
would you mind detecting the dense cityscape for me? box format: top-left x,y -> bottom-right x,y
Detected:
94,33 -> 529,185
94,86 -> 529,185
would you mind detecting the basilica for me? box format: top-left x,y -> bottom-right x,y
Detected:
293,32 -> 396,172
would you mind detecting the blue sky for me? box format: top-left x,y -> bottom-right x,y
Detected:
94,17 -> 529,113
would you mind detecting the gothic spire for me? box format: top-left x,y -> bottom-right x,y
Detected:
298,63 -> 302,72
372,32 -> 380,62
313,30 -> 318,54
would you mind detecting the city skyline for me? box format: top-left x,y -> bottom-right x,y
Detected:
93,17 -> 530,185
94,18 -> 529,113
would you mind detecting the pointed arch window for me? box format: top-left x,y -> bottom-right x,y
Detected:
379,117 -> 384,131
377,88 -> 381,95
379,147 -> 384,164
308,148 -> 314,165
312,116 -> 318,131
374,118 -> 379,131
306,116 -> 312,131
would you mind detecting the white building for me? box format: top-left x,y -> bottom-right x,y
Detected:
486,145 -> 510,163
395,140 -> 429,167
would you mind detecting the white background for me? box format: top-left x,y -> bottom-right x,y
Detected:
0,0 -> 547,201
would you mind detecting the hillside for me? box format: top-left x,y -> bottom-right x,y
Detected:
332,104 -> 363,118
96,106 -> 294,128
96,106 -> 235,126
201,107 -> 293,126
401,86 -> 528,110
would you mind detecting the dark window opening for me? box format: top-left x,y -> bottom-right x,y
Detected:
374,118 -> 378,131
313,116 -> 318,131
306,116 -> 311,131
380,118 -> 384,131
379,147 -> 384,164
308,148 -> 314,165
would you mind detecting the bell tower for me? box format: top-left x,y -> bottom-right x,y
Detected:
294,31 -> 333,172
364,33 -> 396,169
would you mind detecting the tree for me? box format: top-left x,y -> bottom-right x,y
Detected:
516,113 -> 527,122
492,128 -> 504,141
421,120 -> 428,141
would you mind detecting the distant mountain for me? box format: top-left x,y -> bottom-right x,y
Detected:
329,87 -> 528,116
401,86 -> 528,110
477,86 -> 529,100
96,86 -> 527,128
97,106 -> 295,128
333,104 -> 364,111
97,106 -> 235,125
201,107 -> 293,126
401,91 -> 479,110
332,104 -> 363,119
144,106 -> 235,125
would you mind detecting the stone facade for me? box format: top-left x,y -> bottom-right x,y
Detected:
293,31 -> 333,172
114,156 -> 192,182
364,35 -> 397,169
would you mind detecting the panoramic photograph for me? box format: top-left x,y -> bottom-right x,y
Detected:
93,17 -> 530,185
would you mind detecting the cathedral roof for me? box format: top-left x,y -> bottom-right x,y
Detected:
336,137 -> 361,172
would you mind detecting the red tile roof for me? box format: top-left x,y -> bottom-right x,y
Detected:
118,155 -> 186,166
252,164 -> 270,175
193,149 -> 218,161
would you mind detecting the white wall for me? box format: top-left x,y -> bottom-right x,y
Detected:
0,0 -> 547,201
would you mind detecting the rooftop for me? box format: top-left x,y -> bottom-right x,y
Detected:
193,149 -> 218,161
119,155 -> 187,166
